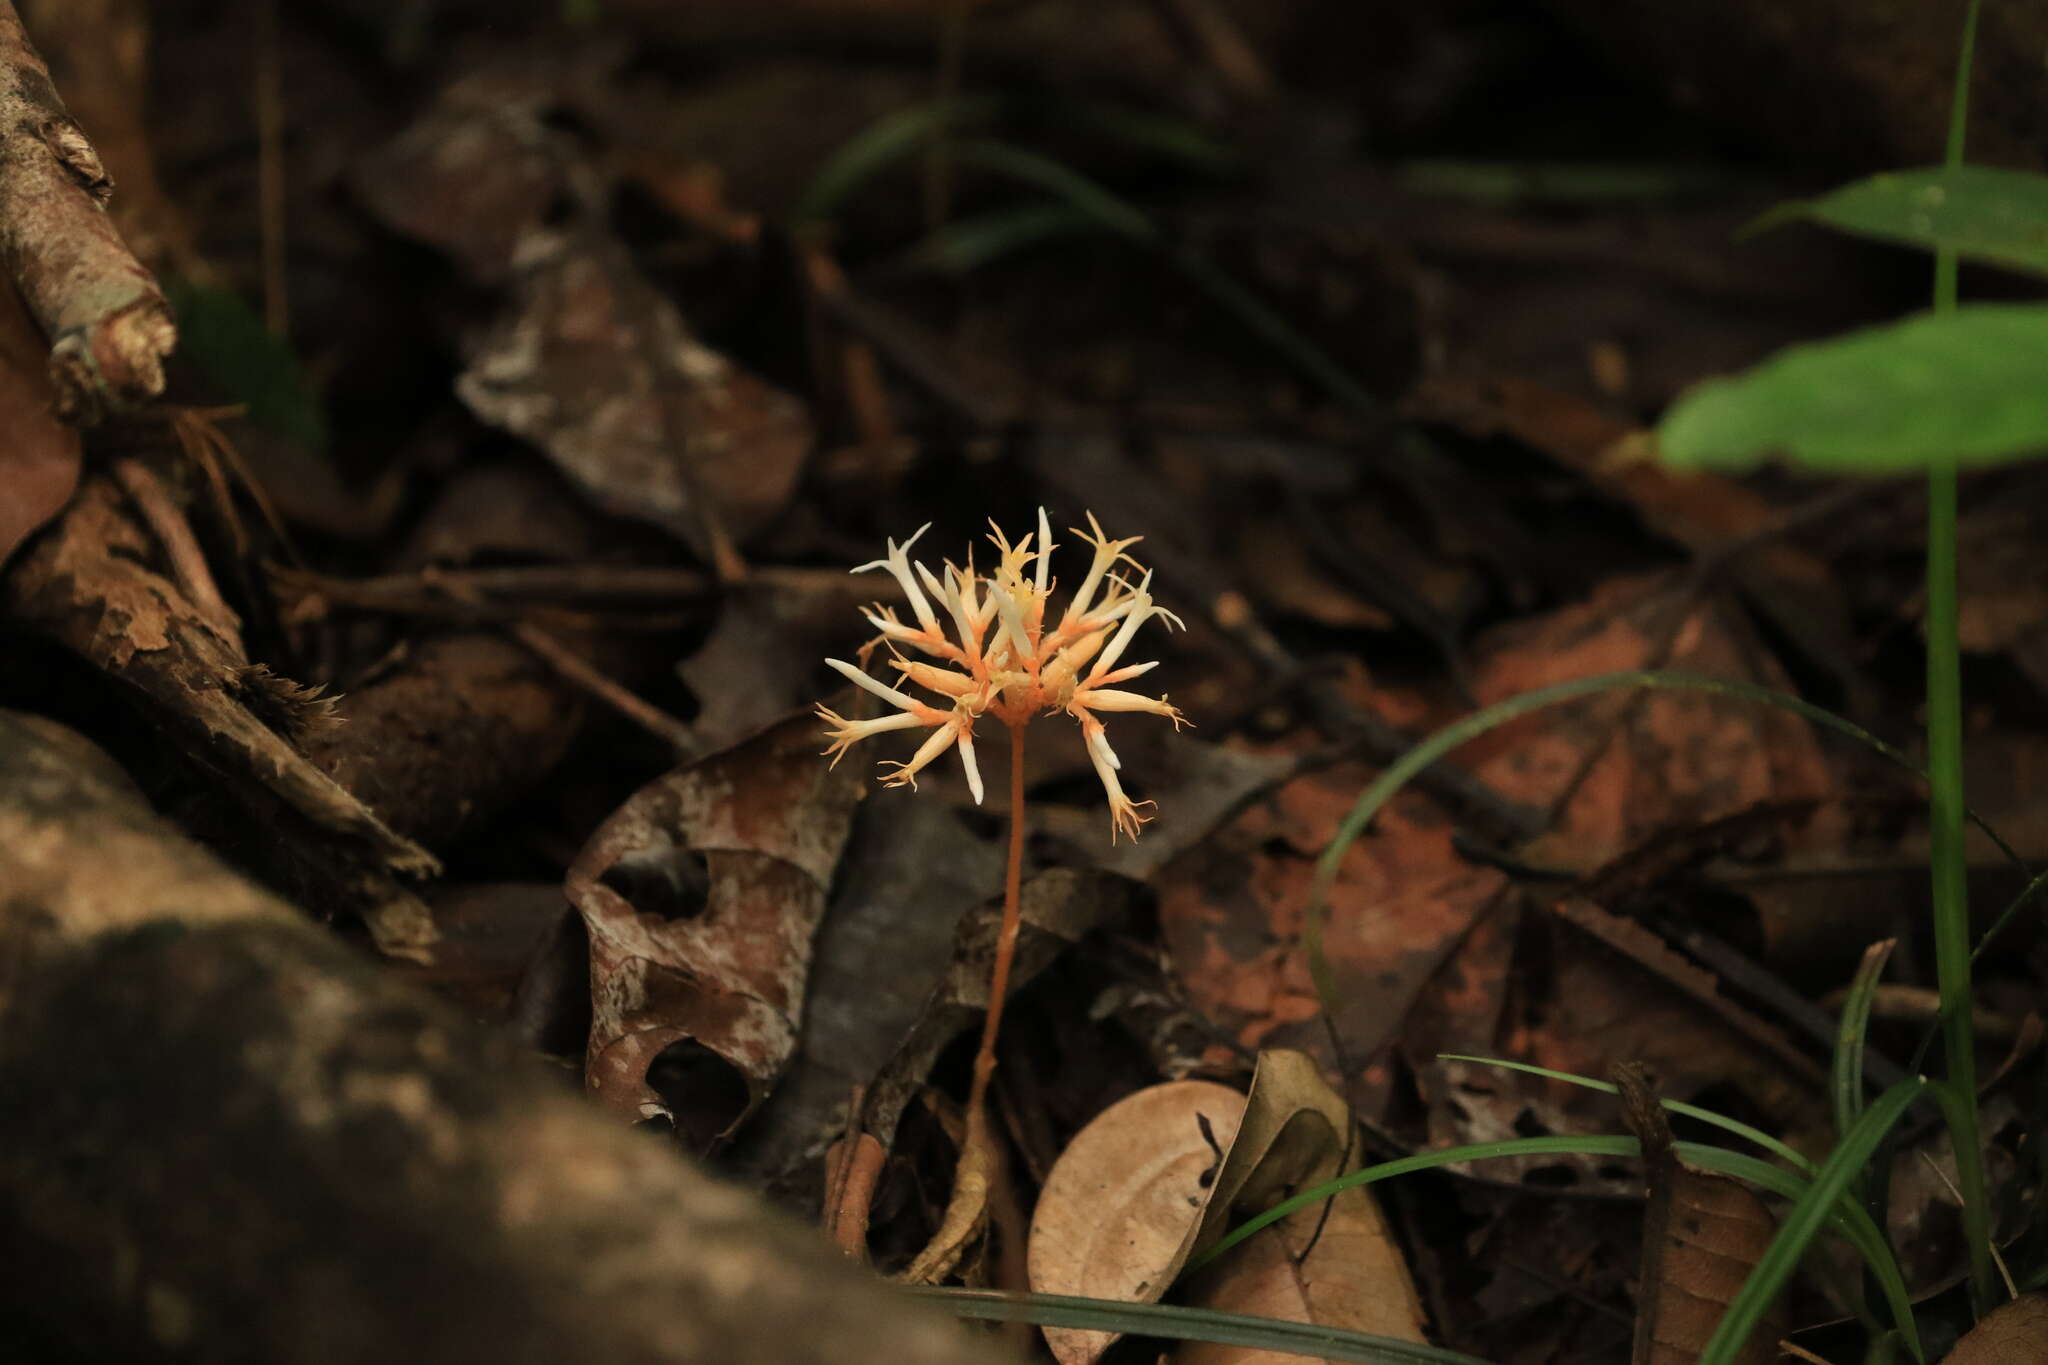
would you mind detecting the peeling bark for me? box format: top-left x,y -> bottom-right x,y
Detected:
5,476 -> 440,956
0,710 -> 1006,1365
0,0 -> 173,420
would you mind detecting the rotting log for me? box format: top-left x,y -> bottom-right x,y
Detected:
0,710 -> 1007,1365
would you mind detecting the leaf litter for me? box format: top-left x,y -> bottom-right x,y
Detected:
8,7 -> 2048,1364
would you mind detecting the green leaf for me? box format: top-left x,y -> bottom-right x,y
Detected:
1758,165 -> 2048,280
906,1288 -> 1495,1365
1699,1080 -> 1929,1365
164,278 -> 327,453
1656,305 -> 2048,473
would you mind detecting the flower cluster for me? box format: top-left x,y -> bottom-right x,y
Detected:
817,510 -> 1186,840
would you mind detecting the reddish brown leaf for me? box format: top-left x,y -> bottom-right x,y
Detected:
0,277 -> 79,564
1619,1065 -> 1780,1365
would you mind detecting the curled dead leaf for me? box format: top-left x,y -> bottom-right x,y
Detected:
358,67 -> 811,568
1028,1051 -> 1426,1365
566,711 -> 863,1145
1178,1051 -> 1428,1361
1029,1079 -> 1248,1365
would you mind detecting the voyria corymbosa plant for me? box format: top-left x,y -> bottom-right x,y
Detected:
819,508 -> 1187,1117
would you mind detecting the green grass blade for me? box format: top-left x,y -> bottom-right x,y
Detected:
1698,1080 -> 1929,1365
904,201 -> 1100,273
1834,939 -> 1899,1140
1027,97 -> 1239,173
792,97 -> 998,225
1656,304 -> 2048,475
1436,1054 -> 1812,1172
1189,1135 -> 1639,1271
952,139 -> 1158,239
1752,165 -> 2048,281
1180,1123 -> 1918,1353
1925,0 -> 1992,1311
904,1288 -> 1496,1365
1433,1054 -> 1918,1349
1971,862 -> 2048,963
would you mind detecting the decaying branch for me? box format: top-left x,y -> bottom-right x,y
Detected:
0,711 -> 1006,1365
0,0 -> 174,420
6,476 -> 440,955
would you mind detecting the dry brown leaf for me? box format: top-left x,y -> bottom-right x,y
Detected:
0,277 -> 79,564
1028,1079 -> 1248,1364
566,711 -> 863,1142
456,233 -> 810,562
1177,1050 -> 1429,1362
357,64 -> 810,569
1468,572 -> 1835,873
1945,1292 -> 2048,1364
1618,1064 -> 1779,1365
1029,1051 -> 1425,1365
1157,760 -> 1510,1075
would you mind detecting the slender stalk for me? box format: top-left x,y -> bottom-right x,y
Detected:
1925,0 -> 1991,1310
968,721 -> 1030,1116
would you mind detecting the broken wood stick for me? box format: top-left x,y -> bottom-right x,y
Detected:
0,710 -> 1005,1365
0,0 -> 174,420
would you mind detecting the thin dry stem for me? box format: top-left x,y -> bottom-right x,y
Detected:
967,721 -> 1030,1123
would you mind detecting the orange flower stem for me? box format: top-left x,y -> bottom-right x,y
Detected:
968,720 -> 1029,1120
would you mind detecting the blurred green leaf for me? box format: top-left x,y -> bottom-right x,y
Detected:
1758,165 -> 2048,279
1031,97 -> 1237,174
906,201 -> 1099,273
1657,304 -> 2048,473
792,97 -> 998,225
165,278 -> 327,453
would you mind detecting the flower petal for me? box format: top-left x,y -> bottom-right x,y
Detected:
852,523 -> 940,633
879,721 -> 959,790
826,657 -> 925,713
956,727 -> 985,805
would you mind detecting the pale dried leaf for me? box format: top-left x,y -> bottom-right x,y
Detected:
1945,1292 -> 2048,1365
1029,1080 -> 1248,1365
1178,1050 -> 1428,1361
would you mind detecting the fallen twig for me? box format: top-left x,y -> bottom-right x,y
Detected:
0,0 -> 174,419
